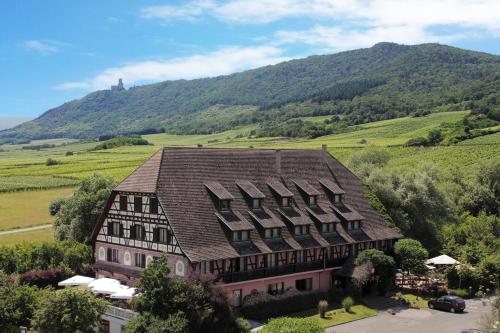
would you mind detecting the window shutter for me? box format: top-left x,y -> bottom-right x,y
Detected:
119,224 -> 124,237
141,226 -> 146,240
153,228 -> 159,242
130,225 -> 136,239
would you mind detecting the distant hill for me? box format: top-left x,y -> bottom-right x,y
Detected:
0,117 -> 32,130
2,42 -> 500,140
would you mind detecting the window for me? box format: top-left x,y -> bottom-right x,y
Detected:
282,197 -> 290,207
135,253 -> 146,268
264,228 -> 281,239
220,200 -> 230,211
348,221 -> 360,230
267,282 -> 285,295
130,224 -> 145,240
108,222 -> 121,237
309,196 -> 317,206
134,196 -> 142,213
149,197 -> 158,214
119,195 -> 127,211
266,253 -> 276,268
252,198 -> 261,209
321,223 -> 335,233
107,248 -> 119,263
294,225 -> 309,236
232,230 -> 249,242
159,228 -> 169,244
296,278 -> 312,291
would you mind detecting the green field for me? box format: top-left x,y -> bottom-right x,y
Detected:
0,111 -> 498,244
0,187 -> 74,231
0,227 -> 54,246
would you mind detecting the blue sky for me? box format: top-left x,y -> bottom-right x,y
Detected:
1,0 -> 500,122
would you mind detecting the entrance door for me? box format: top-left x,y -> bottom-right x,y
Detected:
233,289 -> 242,307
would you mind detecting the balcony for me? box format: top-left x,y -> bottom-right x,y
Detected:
218,257 -> 348,284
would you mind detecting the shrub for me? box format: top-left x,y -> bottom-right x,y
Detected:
318,300 -> 328,318
65,151 -> 74,156
45,158 -> 60,166
260,317 -> 323,333
19,268 -> 68,288
342,297 -> 353,313
450,288 -> 470,298
241,289 -> 329,320
235,317 -> 251,333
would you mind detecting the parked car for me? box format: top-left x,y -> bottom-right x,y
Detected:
428,296 -> 466,313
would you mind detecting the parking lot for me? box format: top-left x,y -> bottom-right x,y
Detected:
327,298 -> 493,333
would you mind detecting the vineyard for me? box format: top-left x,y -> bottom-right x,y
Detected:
0,111 -> 498,243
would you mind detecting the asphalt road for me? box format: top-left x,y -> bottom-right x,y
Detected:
327,298 -> 493,333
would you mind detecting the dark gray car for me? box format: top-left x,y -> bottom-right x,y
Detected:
428,295 -> 466,313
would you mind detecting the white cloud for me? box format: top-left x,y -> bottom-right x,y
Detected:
24,40 -> 63,55
55,46 -> 288,91
140,0 -> 500,49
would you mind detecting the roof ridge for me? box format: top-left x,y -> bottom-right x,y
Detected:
154,148 -> 165,193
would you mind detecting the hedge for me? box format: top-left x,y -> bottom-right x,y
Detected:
260,317 -> 323,333
19,268 -> 69,288
241,289 -> 329,320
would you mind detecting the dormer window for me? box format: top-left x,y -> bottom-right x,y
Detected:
309,196 -> 317,206
334,194 -> 342,203
264,227 -> 281,239
321,223 -> 335,233
294,225 -> 309,236
252,198 -> 261,210
348,221 -> 361,231
282,197 -> 290,207
220,200 -> 231,211
232,230 -> 249,242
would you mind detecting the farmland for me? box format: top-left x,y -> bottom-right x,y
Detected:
0,111 -> 498,245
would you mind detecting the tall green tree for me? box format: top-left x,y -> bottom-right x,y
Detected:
394,238 -> 429,275
31,288 -> 108,333
356,249 -> 396,295
128,255 -> 247,333
53,174 -> 115,242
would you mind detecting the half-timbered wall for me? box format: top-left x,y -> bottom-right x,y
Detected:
95,192 -> 182,255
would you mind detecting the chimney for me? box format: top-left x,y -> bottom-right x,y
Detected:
321,144 -> 328,152
276,149 -> 281,174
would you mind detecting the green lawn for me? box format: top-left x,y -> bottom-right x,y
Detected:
0,187 -> 74,231
0,227 -> 54,246
392,293 -> 429,309
289,304 -> 377,329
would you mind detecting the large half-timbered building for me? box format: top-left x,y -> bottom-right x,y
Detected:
91,147 -> 400,306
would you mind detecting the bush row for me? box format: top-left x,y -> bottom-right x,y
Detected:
0,240 -> 94,274
240,289 -> 329,320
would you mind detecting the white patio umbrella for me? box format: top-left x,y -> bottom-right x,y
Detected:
88,278 -> 123,294
110,287 -> 137,300
58,275 -> 95,287
426,254 -> 459,266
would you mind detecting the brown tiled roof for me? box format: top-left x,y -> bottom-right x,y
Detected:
331,202 -> 365,221
248,206 -> 286,228
100,147 -> 401,262
236,180 -> 265,199
205,181 -> 234,200
305,203 -> 340,224
114,149 -> 163,193
319,178 -> 345,195
267,179 -> 293,197
292,179 -> 321,196
215,210 -> 255,231
278,206 -> 313,226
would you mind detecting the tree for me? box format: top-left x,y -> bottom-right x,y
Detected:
123,312 -> 188,333
54,174 -> 115,242
128,255 -> 246,333
356,249 -> 396,295
427,129 -> 443,146
0,273 -> 40,333
394,238 -> 428,275
31,288 -> 108,333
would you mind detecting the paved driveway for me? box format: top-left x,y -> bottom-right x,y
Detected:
327,298 -> 493,333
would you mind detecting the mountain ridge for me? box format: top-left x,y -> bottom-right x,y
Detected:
2,42 -> 500,140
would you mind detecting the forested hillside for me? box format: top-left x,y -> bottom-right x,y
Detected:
2,42 -> 500,140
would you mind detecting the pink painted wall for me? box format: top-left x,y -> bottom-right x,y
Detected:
94,241 -> 190,284
220,269 -> 334,306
